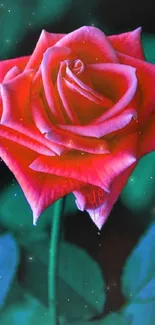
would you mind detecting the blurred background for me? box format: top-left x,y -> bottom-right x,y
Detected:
0,0 -> 155,324
0,0 -> 155,60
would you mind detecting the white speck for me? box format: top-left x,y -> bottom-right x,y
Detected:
14,193 -> 17,197
8,9 -> 11,12
68,140 -> 73,147
67,298 -> 70,301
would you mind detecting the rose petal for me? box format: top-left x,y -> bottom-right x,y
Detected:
44,125 -> 109,155
65,64 -> 113,107
0,139 -> 84,225
60,76 -> 112,124
74,163 -> 136,229
73,184 -> 106,211
58,108 -> 137,138
41,46 -> 77,124
3,66 -> 21,82
56,26 -> 119,63
0,72 -> 65,155
31,93 -> 54,134
118,52 -> 155,124
87,63 -> 137,123
108,27 -> 145,60
25,30 -> 65,70
0,124 -> 54,156
1,70 -> 35,126
56,62 -> 81,124
31,94 -> 68,155
30,133 -> 137,193
0,56 -> 30,82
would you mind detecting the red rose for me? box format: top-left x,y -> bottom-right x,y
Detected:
0,26 -> 155,229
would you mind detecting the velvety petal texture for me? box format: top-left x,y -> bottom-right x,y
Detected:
0,56 -> 30,82
73,163 -> 136,229
108,27 -> 145,60
0,26 -> 154,229
0,140 -> 83,225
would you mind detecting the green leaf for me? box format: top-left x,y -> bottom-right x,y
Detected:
102,312 -> 131,325
122,300 -> 155,325
120,222 -> 155,324
120,152 -> 155,214
17,237 -> 105,322
57,242 -> 106,322
0,293 -> 50,325
0,182 -> 77,234
0,253 -> 105,325
0,233 -> 19,310
142,33 -> 155,64
121,222 -> 155,300
63,313 -> 129,325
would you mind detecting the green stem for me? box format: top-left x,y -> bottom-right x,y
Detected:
48,197 -> 65,324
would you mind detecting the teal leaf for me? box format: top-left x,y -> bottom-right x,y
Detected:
122,300 -> 155,325
120,152 -> 155,214
142,33 -> 155,64
0,233 -> 19,310
62,312 -> 129,325
15,238 -> 105,323
57,242 -> 106,322
102,312 -> 131,325
0,293 -> 50,325
120,222 -> 155,325
0,182 -> 77,234
121,222 -> 155,300
0,182 -> 52,231
63,193 -> 78,216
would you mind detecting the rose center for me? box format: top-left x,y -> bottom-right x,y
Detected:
65,59 -> 84,76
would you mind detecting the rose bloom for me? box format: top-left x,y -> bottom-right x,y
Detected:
0,26 -> 155,229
